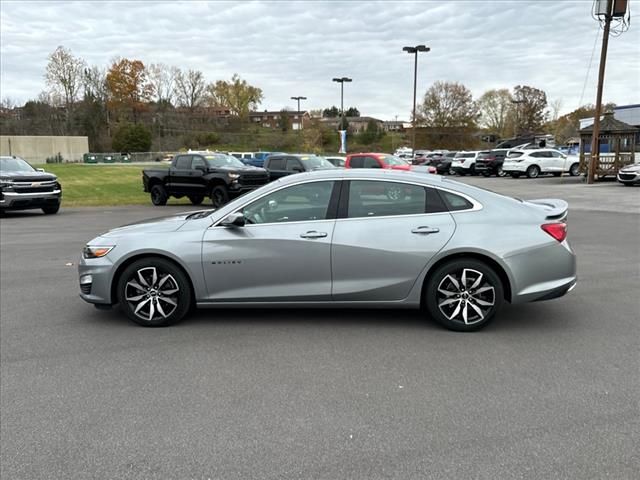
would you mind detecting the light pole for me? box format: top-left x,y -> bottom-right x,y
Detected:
403,45 -> 430,155
332,77 -> 352,130
290,96 -> 307,130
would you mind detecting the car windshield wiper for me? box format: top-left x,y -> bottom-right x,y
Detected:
186,210 -> 214,220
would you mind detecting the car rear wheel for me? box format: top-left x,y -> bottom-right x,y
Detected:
117,258 -> 192,327
188,195 -> 204,205
569,163 -> 580,176
482,171 -> 491,177
42,203 -> 60,215
526,165 -> 540,178
425,258 -> 504,332
210,185 -> 229,208
150,185 -> 168,206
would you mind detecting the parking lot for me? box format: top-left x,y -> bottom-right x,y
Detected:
1,177 -> 638,479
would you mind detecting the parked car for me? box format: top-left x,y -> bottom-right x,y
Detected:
502,149 -> 581,178
450,151 -> 480,176
242,152 -> 285,168
324,156 -> 347,168
79,169 -> 576,332
617,162 -> 640,186
411,150 -> 431,165
142,152 -> 269,208
430,152 -> 458,174
474,149 -> 510,177
0,156 -> 62,214
264,154 -> 337,181
230,152 -> 255,161
346,153 -> 412,170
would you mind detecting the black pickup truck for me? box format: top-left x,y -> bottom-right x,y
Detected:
143,152 -> 269,207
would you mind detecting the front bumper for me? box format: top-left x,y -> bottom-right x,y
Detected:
0,190 -> 62,210
78,255 -> 116,305
617,172 -> 640,184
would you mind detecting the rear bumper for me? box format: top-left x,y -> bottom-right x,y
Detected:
0,190 -> 62,210
451,165 -> 473,174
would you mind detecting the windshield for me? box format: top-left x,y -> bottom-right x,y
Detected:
299,156 -> 335,169
380,155 -> 409,166
205,154 -> 246,168
0,157 -> 35,172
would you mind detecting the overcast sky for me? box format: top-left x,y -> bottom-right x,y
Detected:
1,0 -> 638,120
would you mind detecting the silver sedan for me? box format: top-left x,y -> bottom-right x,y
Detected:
79,169 -> 576,331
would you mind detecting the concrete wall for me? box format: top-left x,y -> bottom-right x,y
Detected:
0,136 -> 89,164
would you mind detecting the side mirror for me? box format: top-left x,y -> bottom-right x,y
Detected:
221,212 -> 245,227
292,167 -> 303,173
36,168 -> 45,172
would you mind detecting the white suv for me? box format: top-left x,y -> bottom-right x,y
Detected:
502,149 -> 580,178
450,151 -> 480,176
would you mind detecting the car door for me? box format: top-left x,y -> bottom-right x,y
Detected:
331,180 -> 456,301
266,156 -> 287,180
189,155 -> 209,196
201,180 -> 339,301
169,155 -> 193,194
548,150 -> 566,171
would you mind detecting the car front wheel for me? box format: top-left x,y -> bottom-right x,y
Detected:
117,258 -> 192,327
526,165 -> 540,178
210,185 -> 229,208
425,258 -> 504,331
42,203 -> 60,214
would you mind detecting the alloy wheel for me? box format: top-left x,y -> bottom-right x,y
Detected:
436,268 -> 496,326
124,266 -> 180,322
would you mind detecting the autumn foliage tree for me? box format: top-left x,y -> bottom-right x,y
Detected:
206,74 -> 263,118
106,58 -> 154,122
418,81 -> 478,128
512,85 -> 548,134
476,88 -> 513,137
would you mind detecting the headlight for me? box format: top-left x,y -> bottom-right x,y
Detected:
0,180 -> 14,189
83,246 -> 114,259
228,173 -> 240,180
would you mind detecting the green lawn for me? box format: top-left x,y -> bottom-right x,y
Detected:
40,164 -> 195,207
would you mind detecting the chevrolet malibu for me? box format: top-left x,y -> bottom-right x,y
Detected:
79,169 -> 577,331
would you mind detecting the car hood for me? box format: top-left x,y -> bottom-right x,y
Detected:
0,171 -> 57,182
214,165 -> 267,174
620,163 -> 640,173
100,210 -> 206,237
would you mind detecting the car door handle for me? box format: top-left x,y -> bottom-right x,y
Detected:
300,231 -> 328,239
411,226 -> 440,234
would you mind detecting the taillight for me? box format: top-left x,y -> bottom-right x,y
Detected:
541,223 -> 567,242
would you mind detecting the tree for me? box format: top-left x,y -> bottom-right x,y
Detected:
476,88 -> 513,137
418,81 -> 478,128
322,106 -> 340,118
44,46 -> 86,130
546,103 -> 616,145
148,63 -> 177,106
106,58 -> 154,122
358,119 -> 383,144
512,85 -> 548,134
206,74 -> 263,118
83,65 -> 108,103
345,107 -> 360,117
278,109 -> 292,132
112,123 -> 152,152
175,68 -> 206,110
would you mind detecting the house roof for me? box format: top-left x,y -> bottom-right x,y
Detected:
249,111 -> 309,117
320,116 -> 383,123
580,112 -> 639,133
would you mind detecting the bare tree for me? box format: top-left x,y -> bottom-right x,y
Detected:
418,81 -> 478,128
476,88 -> 513,137
82,65 -> 108,102
174,69 -> 206,110
549,98 -> 563,122
45,46 -> 86,111
148,63 -> 177,106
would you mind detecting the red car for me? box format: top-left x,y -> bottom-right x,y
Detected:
346,153 -> 436,173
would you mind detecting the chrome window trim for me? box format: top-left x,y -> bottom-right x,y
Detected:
211,175 -> 482,228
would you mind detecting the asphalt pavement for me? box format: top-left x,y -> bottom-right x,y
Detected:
1,177 -> 638,479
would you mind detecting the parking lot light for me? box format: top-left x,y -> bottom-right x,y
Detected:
403,45 -> 430,156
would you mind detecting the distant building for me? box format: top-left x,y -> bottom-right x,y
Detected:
383,120 -> 411,132
249,110 -> 310,130
320,116 -> 384,133
579,104 -> 640,130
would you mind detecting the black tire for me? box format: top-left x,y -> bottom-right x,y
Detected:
425,258 -> 504,332
511,173 -> 521,178
623,183 -> 635,187
482,171 -> 491,177
569,163 -> 580,176
470,164 -> 476,176
526,165 -> 540,179
210,185 -> 229,208
117,257 -> 192,327
150,185 -> 168,206
497,166 -> 506,177
42,203 -> 60,215
188,195 -> 204,205
552,172 -> 562,177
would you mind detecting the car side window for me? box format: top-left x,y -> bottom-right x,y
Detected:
242,181 -> 336,225
286,158 -> 303,172
191,156 -> 206,169
349,156 -> 364,168
440,190 -> 474,211
363,156 -> 381,168
550,151 -> 563,158
347,181 -> 426,218
175,155 -> 192,169
267,157 -> 285,170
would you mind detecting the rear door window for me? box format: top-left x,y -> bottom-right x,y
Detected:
347,181 -> 426,218
267,157 -> 286,170
349,156 -> 364,168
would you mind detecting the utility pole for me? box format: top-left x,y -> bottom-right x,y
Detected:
403,45 -> 430,156
588,0 -> 614,184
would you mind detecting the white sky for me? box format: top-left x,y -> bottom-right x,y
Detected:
1,0 -> 639,120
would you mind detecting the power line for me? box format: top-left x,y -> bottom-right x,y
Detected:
578,24 -> 601,108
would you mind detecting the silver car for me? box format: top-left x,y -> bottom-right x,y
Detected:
78,170 -> 576,331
